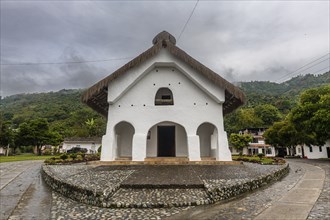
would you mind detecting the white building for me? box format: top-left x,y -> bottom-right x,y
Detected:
82,31 -> 245,162
62,137 -> 102,154
231,128 -> 276,157
294,141 -> 330,159
0,147 -> 8,155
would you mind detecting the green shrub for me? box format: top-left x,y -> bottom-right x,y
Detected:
76,155 -> 83,161
77,152 -> 85,159
60,154 -> 68,160
257,153 -> 264,160
85,154 -> 100,161
97,145 -> 102,153
43,149 -> 52,155
70,153 -> 77,160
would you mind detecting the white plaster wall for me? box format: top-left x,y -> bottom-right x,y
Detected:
114,122 -> 134,157
107,49 -> 225,105
266,147 -> 276,157
176,124 -> 188,156
146,126 -> 158,157
102,48 -> 231,161
295,145 -> 303,157
197,123 -> 216,157
231,147 -> 249,155
303,144 -> 329,159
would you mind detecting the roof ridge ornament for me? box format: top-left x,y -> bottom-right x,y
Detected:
152,31 -> 176,46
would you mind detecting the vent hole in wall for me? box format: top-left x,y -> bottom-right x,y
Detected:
156,69 -> 158,72
153,83 -> 156,86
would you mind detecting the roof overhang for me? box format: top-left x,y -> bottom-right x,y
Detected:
82,31 -> 246,117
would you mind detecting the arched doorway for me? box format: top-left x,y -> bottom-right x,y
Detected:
197,122 -> 218,159
146,122 -> 188,157
114,121 -> 135,159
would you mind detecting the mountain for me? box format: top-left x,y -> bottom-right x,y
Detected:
240,72 -> 329,96
0,89 -> 106,137
0,72 -> 329,136
239,72 -> 330,111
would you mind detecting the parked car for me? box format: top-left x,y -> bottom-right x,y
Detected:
67,147 -> 88,154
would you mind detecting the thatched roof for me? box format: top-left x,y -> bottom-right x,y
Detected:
82,31 -> 245,117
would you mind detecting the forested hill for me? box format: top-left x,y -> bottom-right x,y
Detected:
0,72 -> 329,137
0,89 -> 106,138
240,72 -> 329,96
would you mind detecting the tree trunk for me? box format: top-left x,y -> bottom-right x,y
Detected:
6,144 -> 9,156
37,146 -> 42,156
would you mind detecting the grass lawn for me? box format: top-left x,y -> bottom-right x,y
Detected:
232,155 -> 275,164
0,153 -> 54,163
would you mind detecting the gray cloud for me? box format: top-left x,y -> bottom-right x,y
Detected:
1,1 -> 329,96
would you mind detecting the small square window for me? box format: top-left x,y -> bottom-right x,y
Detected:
319,146 -> 322,152
309,146 -> 313,152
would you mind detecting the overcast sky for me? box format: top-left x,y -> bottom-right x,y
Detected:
1,1 -> 329,97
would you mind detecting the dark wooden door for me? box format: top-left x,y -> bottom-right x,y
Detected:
157,126 -> 175,157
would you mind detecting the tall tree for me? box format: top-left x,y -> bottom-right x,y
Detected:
254,104 -> 282,127
0,121 -> 15,155
17,118 -> 62,155
264,85 -> 330,155
290,85 -> 330,146
229,133 -> 253,155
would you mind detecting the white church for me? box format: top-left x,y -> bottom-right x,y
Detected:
82,31 -> 245,162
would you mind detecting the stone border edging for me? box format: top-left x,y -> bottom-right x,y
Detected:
41,163 -> 289,208
205,164 -> 290,202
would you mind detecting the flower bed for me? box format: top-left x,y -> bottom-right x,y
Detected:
44,153 -> 100,165
232,155 -> 286,165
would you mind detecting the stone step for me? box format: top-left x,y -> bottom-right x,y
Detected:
88,160 -> 242,165
120,165 -> 204,189
115,157 -> 132,161
201,157 -> 216,161
144,157 -> 189,162
109,188 -> 211,208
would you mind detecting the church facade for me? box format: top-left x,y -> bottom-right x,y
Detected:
82,31 -> 245,162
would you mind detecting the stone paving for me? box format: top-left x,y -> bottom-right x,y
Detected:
43,163 -> 288,209
170,161 -> 306,220
0,161 -> 52,220
1,159 -> 328,220
170,159 -> 330,220
45,162 -> 288,219
51,192 -> 191,220
301,160 -> 330,220
110,188 -> 209,207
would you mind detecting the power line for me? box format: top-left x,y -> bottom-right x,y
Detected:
279,58 -> 329,82
275,53 -> 330,82
177,0 -> 199,42
312,66 -> 330,75
0,57 -> 134,66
